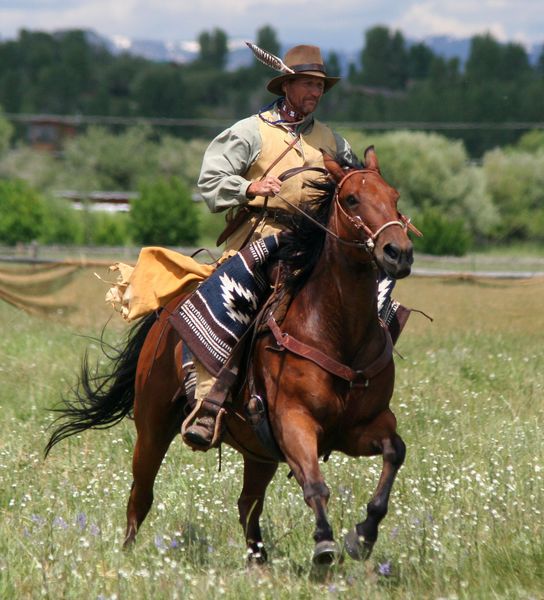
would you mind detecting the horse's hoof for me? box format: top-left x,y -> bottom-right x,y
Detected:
312,540 -> 339,566
246,543 -> 267,567
344,528 -> 373,561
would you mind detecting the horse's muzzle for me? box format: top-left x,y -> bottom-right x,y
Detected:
381,242 -> 413,279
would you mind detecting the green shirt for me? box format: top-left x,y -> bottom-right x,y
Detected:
197,106 -> 355,213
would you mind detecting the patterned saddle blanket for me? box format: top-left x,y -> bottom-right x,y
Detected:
169,235 -> 281,376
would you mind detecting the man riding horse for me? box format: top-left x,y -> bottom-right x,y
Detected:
182,44 -> 402,450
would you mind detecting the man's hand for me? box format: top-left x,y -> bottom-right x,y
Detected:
246,176 -> 282,198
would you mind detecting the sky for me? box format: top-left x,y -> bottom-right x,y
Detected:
0,0 -> 543,51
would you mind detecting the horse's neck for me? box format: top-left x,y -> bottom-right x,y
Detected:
297,241 -> 380,352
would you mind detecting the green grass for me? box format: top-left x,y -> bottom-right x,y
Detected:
0,270 -> 543,598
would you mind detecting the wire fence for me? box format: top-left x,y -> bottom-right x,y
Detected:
6,113 -> 544,131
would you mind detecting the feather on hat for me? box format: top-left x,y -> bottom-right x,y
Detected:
246,43 -> 340,96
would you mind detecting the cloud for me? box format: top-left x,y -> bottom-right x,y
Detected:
0,0 -> 542,49
394,0 -> 544,43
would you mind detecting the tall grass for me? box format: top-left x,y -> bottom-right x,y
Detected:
0,270 -> 542,598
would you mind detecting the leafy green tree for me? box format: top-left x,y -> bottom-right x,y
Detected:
0,179 -> 45,244
537,46 -> 544,76
247,24 -> 282,84
59,125 -> 158,191
131,177 -> 200,245
132,63 -> 186,117
255,25 -> 280,58
501,42 -> 531,80
407,42 -> 434,80
326,51 -> 341,77
361,26 -> 408,89
465,34 -> 503,81
466,34 -> 530,83
197,28 -> 228,70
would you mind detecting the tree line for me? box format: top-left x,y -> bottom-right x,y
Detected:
0,26 -> 543,155
1,118 -> 544,254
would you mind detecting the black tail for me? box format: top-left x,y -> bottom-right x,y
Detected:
44,312 -> 158,457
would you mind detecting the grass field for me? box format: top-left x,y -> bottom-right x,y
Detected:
0,266 -> 543,599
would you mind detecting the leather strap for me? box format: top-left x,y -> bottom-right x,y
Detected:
278,165 -> 328,182
266,314 -> 392,384
215,135 -> 301,247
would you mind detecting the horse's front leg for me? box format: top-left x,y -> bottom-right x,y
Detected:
278,411 -> 338,565
238,456 -> 278,565
343,411 -> 406,560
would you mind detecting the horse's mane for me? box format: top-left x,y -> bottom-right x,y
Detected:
276,154 -> 362,292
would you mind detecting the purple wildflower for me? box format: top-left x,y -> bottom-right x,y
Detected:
76,512 -> 87,530
154,535 -> 167,550
53,516 -> 68,530
31,514 -> 45,526
89,523 -> 100,536
378,560 -> 392,576
170,539 -> 180,549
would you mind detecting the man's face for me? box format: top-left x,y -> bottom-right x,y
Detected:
283,76 -> 325,115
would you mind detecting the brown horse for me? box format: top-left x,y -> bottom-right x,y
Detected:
45,148 -> 414,566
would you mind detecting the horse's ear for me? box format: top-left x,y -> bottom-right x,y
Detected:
321,150 -> 345,183
364,146 -> 380,173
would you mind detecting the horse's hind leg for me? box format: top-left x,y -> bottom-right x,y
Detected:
124,328 -> 185,548
124,394 -> 183,547
238,457 -> 277,565
344,430 -> 406,560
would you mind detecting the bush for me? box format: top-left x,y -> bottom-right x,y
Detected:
482,148 -> 544,241
0,110 -> 13,156
515,129 -> 544,154
413,207 -> 471,256
0,146 -> 62,192
156,136 -> 208,187
86,211 -> 131,246
131,177 -> 200,246
59,125 -> 158,191
338,129 -> 499,242
40,198 -> 84,244
0,179 -> 46,244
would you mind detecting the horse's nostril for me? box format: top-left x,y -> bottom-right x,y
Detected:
383,243 -> 400,261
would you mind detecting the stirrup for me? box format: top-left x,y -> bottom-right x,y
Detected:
181,399 -> 225,451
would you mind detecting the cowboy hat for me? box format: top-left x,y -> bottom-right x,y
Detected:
267,45 -> 340,96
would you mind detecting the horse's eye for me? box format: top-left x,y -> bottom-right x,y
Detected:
345,195 -> 358,209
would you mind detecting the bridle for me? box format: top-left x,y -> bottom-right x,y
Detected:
333,169 -> 421,253
275,166 -> 421,254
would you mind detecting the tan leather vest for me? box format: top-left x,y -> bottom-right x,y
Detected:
244,112 -> 337,211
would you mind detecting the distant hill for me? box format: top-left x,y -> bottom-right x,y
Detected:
2,28 -> 538,73
83,29 -> 542,74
